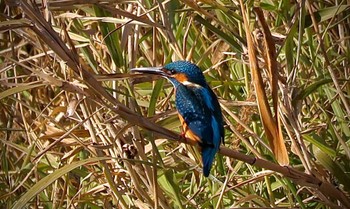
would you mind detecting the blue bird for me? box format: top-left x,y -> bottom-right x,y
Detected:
131,61 -> 224,177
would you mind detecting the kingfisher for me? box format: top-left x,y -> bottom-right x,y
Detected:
131,61 -> 224,177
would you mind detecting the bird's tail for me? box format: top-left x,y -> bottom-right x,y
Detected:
202,146 -> 218,177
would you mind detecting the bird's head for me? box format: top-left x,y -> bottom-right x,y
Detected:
131,61 -> 207,87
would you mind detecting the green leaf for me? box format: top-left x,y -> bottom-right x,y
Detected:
0,83 -> 46,100
94,6 -> 123,68
305,5 -> 350,28
194,15 -> 243,53
12,157 -> 112,209
314,148 -> 350,192
303,134 -> 336,157
148,79 -> 165,117
293,78 -> 333,103
158,170 -> 184,209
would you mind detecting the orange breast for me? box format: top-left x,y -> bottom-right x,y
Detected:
178,113 -> 202,145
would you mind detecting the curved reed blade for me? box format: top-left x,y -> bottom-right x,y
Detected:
240,4 -> 289,165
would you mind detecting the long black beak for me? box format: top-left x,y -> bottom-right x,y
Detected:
130,67 -> 166,76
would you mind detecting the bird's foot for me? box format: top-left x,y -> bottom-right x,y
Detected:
179,132 -> 187,141
179,132 -> 197,145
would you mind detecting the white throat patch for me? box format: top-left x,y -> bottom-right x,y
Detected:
182,81 -> 202,88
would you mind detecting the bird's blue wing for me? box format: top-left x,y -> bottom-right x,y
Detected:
175,84 -> 224,176
196,86 -> 225,145
192,86 -> 224,176
175,84 -> 213,144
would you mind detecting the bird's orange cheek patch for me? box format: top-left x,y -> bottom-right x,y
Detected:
173,73 -> 188,82
178,113 -> 202,145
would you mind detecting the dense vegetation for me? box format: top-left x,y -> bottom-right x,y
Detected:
1,0 -> 349,208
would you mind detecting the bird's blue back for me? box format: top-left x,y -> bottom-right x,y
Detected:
167,67 -> 224,176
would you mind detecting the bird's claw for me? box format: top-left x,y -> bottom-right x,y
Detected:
179,132 -> 187,141
179,132 -> 197,145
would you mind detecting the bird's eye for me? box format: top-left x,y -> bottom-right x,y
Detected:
170,70 -> 176,74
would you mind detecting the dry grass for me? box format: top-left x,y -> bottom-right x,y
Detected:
1,0 -> 350,208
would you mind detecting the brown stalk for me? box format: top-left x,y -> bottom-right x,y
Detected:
220,146 -> 350,209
